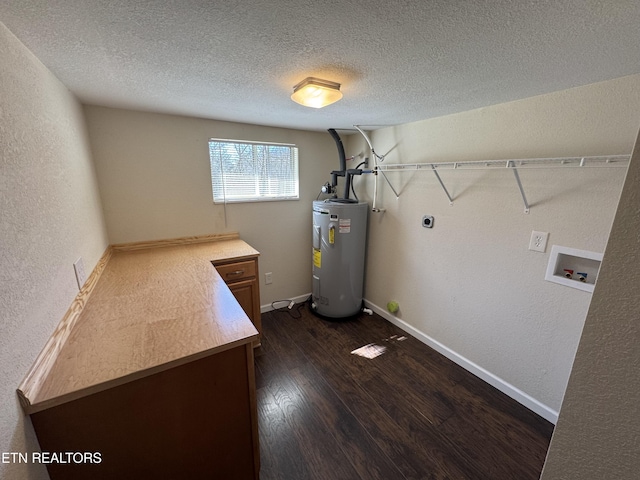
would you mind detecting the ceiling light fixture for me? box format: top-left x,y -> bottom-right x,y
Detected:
291,77 -> 343,108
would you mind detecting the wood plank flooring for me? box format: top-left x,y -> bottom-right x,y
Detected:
255,304 -> 553,480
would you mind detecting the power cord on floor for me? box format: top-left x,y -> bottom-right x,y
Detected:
270,299 -> 307,319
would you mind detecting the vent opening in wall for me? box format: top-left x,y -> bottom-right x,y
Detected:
545,245 -> 603,293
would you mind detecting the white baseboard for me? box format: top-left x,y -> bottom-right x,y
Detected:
363,300 -> 559,424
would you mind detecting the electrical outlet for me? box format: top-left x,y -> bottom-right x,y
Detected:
73,257 -> 87,290
265,272 -> 273,285
529,231 -> 549,253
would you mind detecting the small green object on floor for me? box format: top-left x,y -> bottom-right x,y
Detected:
387,301 -> 399,314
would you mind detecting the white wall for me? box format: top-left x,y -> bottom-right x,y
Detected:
540,123 -> 640,479
84,106 -> 336,306
0,23 -> 108,480
346,75 -> 640,420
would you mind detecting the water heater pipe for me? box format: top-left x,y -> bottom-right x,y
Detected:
327,128 -> 349,199
328,128 -> 347,172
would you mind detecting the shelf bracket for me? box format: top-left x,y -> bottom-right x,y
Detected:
377,168 -> 400,198
431,165 -> 454,205
509,161 -> 530,214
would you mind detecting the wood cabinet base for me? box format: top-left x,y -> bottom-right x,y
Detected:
213,257 -> 262,347
30,344 -> 259,480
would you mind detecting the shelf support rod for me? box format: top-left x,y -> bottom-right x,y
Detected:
431,165 -> 454,205
509,161 -> 530,214
354,125 -> 399,199
378,167 -> 400,198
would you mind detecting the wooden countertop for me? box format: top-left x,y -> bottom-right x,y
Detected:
18,235 -> 260,413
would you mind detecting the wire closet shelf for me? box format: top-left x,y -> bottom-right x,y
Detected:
375,155 -> 630,172
372,155 -> 630,214
353,126 -> 631,214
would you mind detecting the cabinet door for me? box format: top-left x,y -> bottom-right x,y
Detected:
228,278 -> 262,343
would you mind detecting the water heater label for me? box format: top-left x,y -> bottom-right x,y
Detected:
313,248 -> 321,267
339,219 -> 351,233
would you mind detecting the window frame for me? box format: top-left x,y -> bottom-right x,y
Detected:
208,138 -> 300,204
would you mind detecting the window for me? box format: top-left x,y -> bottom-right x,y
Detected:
208,139 -> 299,203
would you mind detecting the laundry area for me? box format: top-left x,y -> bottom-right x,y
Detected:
3,2 -> 640,479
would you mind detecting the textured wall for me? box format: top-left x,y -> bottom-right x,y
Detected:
0,23 -> 108,479
84,105 -> 335,306
540,128 -> 640,478
346,75 -> 640,418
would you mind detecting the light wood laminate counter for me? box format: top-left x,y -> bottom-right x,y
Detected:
18,235 -> 261,479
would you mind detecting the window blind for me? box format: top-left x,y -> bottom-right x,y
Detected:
208,139 -> 299,203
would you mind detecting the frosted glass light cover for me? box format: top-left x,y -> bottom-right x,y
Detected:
291,77 -> 342,108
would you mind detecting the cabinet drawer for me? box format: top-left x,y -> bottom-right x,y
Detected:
215,260 -> 256,283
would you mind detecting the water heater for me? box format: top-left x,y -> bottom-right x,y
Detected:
312,200 -> 368,318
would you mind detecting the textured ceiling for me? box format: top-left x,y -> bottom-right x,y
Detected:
2,0 -> 640,131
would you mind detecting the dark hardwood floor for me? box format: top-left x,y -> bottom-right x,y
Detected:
255,304 -> 554,480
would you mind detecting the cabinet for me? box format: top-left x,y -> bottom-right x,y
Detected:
214,257 -> 262,345
30,344 -> 258,480
18,236 -> 261,480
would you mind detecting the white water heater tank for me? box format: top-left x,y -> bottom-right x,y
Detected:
312,200 -> 368,318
